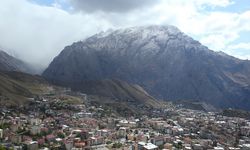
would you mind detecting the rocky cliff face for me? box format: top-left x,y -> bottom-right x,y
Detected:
43,25 -> 250,110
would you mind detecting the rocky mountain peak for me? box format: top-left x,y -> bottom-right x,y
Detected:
66,25 -> 207,59
93,25 -> 181,39
43,25 -> 250,110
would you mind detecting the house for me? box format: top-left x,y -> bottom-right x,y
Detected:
46,134 -> 56,142
37,138 -> 45,145
10,124 -> 19,132
214,146 -> 224,150
13,146 -> 23,150
117,127 -> 127,138
89,136 -> 105,146
164,143 -> 173,150
65,140 -> 73,150
9,133 -> 22,144
150,136 -> 166,146
30,125 -> 41,135
137,141 -> 158,150
242,144 -> 250,150
96,129 -> 110,137
143,143 -> 158,150
29,118 -> 42,126
192,144 -> 203,150
241,126 -> 250,136
119,120 -> 137,128
74,142 -> 86,149
26,141 -> 39,150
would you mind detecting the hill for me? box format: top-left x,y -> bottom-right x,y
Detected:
0,50 -> 35,74
0,71 -> 51,106
221,109 -> 250,120
73,79 -> 161,108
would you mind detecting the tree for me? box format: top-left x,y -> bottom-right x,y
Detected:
106,141 -> 112,145
0,145 -> 6,150
159,145 -> 164,149
112,143 -> 122,148
176,142 -> 183,149
57,132 -> 65,139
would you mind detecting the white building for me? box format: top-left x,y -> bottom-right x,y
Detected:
29,118 -> 42,126
242,144 -> 250,150
30,125 -> 41,135
0,129 -> 3,139
214,147 -> 224,150
138,142 -> 158,150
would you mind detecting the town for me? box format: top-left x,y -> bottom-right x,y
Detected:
0,89 -> 250,150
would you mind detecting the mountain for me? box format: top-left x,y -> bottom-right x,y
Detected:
0,70 -> 161,115
173,100 -> 217,112
0,71 -> 50,106
74,79 -> 161,107
79,79 -> 162,116
0,49 -> 35,74
43,25 -> 250,110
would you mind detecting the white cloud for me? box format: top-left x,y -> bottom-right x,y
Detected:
228,53 -> 250,60
70,0 -> 157,13
200,34 -> 237,51
0,0 -> 249,71
228,43 -> 250,50
226,42 -> 250,60
0,0 -> 112,69
196,11 -> 250,55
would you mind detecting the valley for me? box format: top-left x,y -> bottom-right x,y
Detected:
0,25 -> 250,150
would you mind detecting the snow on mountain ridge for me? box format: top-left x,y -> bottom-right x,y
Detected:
92,25 -> 182,40
80,25 -> 207,57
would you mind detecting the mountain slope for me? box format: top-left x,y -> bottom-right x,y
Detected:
0,71 -> 50,106
0,70 -> 161,112
43,25 -> 250,110
0,50 -> 34,73
73,79 -> 161,108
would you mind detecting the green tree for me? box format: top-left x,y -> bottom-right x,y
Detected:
159,145 -> 164,149
112,143 -> 122,148
57,132 -> 65,139
0,145 -> 6,150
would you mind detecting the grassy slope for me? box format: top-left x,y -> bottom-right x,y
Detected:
222,109 -> 250,119
0,71 -> 52,106
74,79 -> 162,108
0,71 -> 162,116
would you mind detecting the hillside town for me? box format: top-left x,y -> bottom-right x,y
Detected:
0,89 -> 250,150
1,0 -> 250,150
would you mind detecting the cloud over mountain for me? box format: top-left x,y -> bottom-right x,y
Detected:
0,0 -> 249,71
70,0 -> 156,13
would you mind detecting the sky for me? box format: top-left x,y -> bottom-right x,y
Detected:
0,0 -> 249,70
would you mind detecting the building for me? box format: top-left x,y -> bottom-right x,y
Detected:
137,141 -> 158,150
117,127 -> 127,138
0,129 -> 3,139
214,147 -> 224,150
27,141 -> 39,150
29,118 -> 42,126
242,144 -> 250,150
65,140 -> 74,150
13,146 -> 23,150
119,120 -> 137,128
150,136 -> 165,146
31,125 -> 41,135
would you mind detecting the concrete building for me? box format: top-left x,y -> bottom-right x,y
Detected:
137,141 -> 158,150
0,129 -> 3,139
